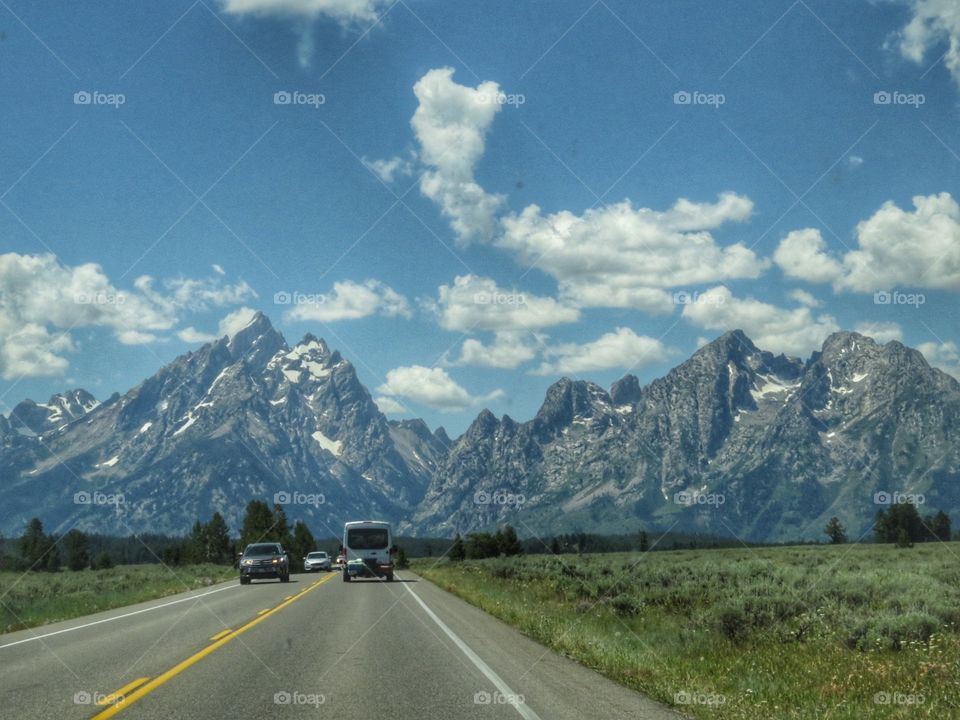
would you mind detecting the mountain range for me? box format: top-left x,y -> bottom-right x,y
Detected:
2,313 -> 957,544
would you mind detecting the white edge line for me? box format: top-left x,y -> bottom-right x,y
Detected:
402,579 -> 542,720
0,583 -> 237,650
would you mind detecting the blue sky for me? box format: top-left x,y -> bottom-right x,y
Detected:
1,0 -> 959,434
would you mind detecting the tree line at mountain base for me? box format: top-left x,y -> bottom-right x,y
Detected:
2,500 -> 954,572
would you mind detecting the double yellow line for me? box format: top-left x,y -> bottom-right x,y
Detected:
92,572 -> 337,719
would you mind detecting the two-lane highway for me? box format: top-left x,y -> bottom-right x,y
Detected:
0,570 -> 683,719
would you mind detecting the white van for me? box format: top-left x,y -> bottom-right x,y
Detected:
341,520 -> 396,582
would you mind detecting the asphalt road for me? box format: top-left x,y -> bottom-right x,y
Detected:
0,569 -> 683,720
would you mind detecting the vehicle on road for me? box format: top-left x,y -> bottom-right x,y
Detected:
342,520 -> 396,582
303,551 -> 331,572
239,542 -> 290,584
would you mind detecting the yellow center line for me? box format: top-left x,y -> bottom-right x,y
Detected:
256,608 -> 269,615
208,629 -> 231,641
92,572 -> 337,719
94,677 -> 150,706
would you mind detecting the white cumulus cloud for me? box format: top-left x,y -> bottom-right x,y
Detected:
854,321 -> 903,344
681,286 -> 839,357
285,279 -> 411,322
0,253 -> 254,379
892,0 -> 960,87
454,331 -> 542,369
377,365 -> 503,412
432,274 -> 579,332
532,327 -> 671,376
500,193 -> 765,312
917,340 -> 960,379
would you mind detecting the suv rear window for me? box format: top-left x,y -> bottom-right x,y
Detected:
347,528 -> 388,549
245,544 -> 280,556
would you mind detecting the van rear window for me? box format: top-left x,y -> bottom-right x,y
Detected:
347,528 -> 389,549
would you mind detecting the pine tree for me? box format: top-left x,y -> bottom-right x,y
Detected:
290,521 -> 316,570
550,537 -> 561,555
449,533 -> 466,562
205,512 -> 232,564
499,525 -> 522,556
239,500 -> 275,548
19,518 -> 53,570
824,517 -> 847,544
63,529 -> 90,571
931,511 -> 952,542
638,531 -> 649,552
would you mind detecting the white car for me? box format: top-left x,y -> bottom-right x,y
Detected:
303,551 -> 332,572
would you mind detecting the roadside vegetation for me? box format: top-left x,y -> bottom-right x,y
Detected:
0,563 -> 237,633
414,539 -> 960,719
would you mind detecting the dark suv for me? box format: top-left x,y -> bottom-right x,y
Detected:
239,543 -> 290,584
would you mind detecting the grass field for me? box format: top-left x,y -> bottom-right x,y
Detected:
0,564 -> 237,634
413,544 -> 960,719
